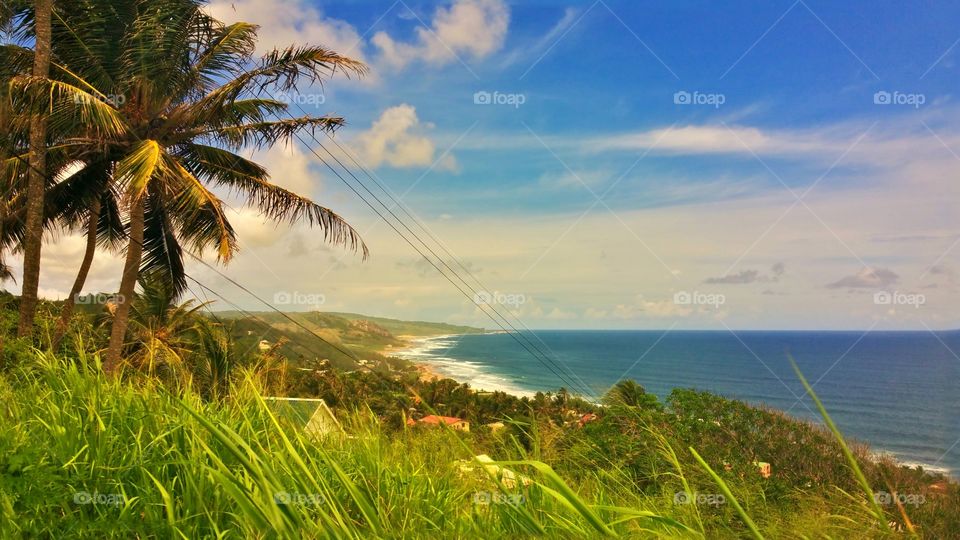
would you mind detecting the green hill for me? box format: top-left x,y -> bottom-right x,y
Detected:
211,310 -> 483,369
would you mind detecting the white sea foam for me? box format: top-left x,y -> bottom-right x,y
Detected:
871,451 -> 953,476
395,335 -> 536,398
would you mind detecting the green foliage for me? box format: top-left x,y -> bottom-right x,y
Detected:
0,300 -> 956,537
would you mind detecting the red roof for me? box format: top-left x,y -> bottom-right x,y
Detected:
578,413 -> 599,427
419,415 -> 467,425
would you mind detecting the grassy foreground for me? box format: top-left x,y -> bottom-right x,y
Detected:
0,349 -> 957,538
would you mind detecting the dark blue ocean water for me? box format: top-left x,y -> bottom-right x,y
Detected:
400,331 -> 960,476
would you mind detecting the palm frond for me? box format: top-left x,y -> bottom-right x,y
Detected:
162,153 -> 237,262
179,142 -> 367,258
193,45 -> 366,114
141,185 -> 186,296
114,139 -> 163,198
169,97 -> 289,138
183,21 -> 258,95
8,75 -> 128,137
199,116 -> 345,150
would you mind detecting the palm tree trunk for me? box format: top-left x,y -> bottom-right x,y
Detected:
51,198 -> 101,349
104,197 -> 144,374
17,0 -> 54,337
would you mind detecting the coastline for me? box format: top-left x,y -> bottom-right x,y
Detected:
381,332 -> 956,479
381,334 -> 451,383
381,333 -> 535,396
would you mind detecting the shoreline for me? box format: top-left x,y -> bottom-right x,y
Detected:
380,332 -> 956,479
381,334 -> 453,383
382,333 -> 534,395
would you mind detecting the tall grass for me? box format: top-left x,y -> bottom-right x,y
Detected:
0,351 -> 941,538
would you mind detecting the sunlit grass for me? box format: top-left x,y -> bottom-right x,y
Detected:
0,351 -> 950,538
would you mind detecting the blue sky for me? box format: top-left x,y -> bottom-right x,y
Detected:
31,1 -> 960,330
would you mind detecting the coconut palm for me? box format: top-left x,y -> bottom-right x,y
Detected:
4,0 -> 368,370
602,379 -> 660,409
119,275 -> 207,384
192,318 -> 252,400
16,0 -> 53,338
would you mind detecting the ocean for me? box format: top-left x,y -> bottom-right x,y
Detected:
396,330 -> 960,476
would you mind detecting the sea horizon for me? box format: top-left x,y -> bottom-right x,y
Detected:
396,330 -> 960,478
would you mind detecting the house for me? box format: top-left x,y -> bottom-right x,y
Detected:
408,415 -> 470,432
263,397 -> 343,438
578,413 -> 599,427
753,461 -> 772,479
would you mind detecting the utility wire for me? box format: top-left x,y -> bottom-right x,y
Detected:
260,84 -> 595,398
318,130 -> 599,399
262,98 -> 595,398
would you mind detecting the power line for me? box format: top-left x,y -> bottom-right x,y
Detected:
262,96 -> 596,399
319,131 -> 599,398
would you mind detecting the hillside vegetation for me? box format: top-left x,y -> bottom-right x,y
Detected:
0,294 -> 957,538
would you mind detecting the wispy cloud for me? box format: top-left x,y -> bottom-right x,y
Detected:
826,267 -> 899,289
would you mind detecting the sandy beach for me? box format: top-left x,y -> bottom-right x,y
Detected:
381,334 -> 449,382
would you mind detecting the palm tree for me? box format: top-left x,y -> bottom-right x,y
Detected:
120,276 -> 208,384
16,0 -> 52,337
5,0 -> 368,370
192,319 -> 252,400
602,379 -> 659,409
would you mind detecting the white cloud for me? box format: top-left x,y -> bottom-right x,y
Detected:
372,0 -> 509,69
351,105 -> 458,171
206,0 -> 367,62
248,144 -> 319,196
499,7 -> 578,68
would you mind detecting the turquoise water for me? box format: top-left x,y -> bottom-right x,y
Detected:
398,330 -> 960,476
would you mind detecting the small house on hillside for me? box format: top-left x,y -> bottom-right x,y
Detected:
578,413 -> 599,427
264,397 -> 343,438
407,415 -> 470,432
